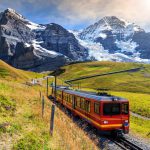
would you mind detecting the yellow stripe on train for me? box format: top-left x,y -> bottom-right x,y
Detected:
74,109 -> 122,128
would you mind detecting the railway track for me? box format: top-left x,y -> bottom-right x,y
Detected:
111,137 -> 143,150
49,98 -> 145,150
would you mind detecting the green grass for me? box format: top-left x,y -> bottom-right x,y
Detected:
13,132 -> 49,150
59,61 -> 150,117
0,60 -> 98,150
0,60 -> 44,81
59,61 -> 150,94
110,91 -> 150,118
0,68 -> 9,78
130,116 -> 150,138
0,95 -> 16,114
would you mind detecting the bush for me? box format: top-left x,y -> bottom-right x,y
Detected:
0,95 -> 16,113
13,133 -> 43,150
13,133 -> 48,150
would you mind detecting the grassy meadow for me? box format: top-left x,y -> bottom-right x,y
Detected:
0,59 -> 150,149
0,60 -> 98,150
59,61 -> 150,93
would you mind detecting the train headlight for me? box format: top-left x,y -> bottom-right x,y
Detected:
124,120 -> 129,127
103,121 -> 108,124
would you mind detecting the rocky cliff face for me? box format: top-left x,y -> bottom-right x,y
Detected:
36,23 -> 87,61
0,9 -> 33,62
0,8 -> 87,71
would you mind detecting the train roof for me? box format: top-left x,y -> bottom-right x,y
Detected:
56,86 -> 127,101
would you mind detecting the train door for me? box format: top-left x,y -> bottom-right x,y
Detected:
72,95 -> 76,109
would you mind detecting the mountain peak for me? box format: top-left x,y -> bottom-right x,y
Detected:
103,16 -> 120,20
79,15 -> 144,41
6,8 -> 16,13
3,8 -> 25,20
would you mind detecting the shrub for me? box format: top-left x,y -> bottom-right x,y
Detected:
0,95 -> 16,113
13,133 -> 43,150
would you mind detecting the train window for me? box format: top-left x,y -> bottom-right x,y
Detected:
94,102 -> 100,114
76,97 -> 81,107
122,103 -> 129,114
68,94 -> 70,103
67,94 -> 69,102
103,103 -> 120,115
57,91 -> 62,98
64,93 -> 67,101
80,98 -> 85,110
68,95 -> 72,103
85,100 -> 90,112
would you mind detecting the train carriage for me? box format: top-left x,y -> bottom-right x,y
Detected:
51,86 -> 129,135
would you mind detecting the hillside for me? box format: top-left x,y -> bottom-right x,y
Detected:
0,60 -> 44,81
59,61 -> 150,94
59,61 -> 150,139
0,60 -> 98,150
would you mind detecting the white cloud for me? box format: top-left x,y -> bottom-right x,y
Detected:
0,0 -> 150,31
56,0 -> 150,31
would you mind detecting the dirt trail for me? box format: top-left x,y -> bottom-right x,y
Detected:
130,111 -> 150,120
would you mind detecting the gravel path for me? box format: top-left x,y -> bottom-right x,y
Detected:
124,134 -> 150,150
130,111 -> 150,120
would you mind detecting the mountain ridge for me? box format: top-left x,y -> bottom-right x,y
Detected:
76,16 -> 150,63
0,8 -> 88,72
0,8 -> 150,72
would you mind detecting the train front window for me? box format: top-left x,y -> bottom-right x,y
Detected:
103,103 -> 120,115
122,103 -> 129,114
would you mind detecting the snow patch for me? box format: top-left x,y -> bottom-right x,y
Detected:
26,21 -> 46,30
99,33 -> 107,39
72,30 -> 150,64
133,26 -> 141,32
31,40 -> 61,58
115,39 -> 139,53
68,30 -> 81,37
24,43 -> 30,47
7,8 -> 16,13
120,18 -> 131,26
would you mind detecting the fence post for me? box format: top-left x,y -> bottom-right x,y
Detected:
50,104 -> 55,136
39,91 -> 41,100
47,77 -> 49,97
42,96 -> 44,118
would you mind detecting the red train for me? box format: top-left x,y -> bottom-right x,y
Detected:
51,86 -> 129,136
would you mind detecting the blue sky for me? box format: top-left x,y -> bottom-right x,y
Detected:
0,0 -> 150,31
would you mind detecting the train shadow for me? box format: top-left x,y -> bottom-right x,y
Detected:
48,97 -> 115,150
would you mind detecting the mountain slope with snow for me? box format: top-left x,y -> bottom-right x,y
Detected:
0,9 -> 150,71
75,16 -> 150,63
0,8 -> 87,71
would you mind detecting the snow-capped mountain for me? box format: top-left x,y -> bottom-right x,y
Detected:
0,8 -> 87,71
0,9 -> 150,71
80,16 -> 143,41
77,16 -> 150,63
